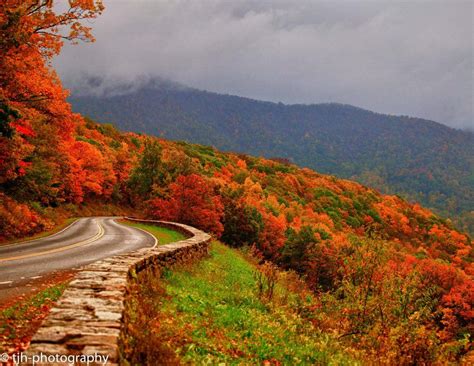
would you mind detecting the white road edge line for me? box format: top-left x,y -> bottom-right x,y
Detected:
0,281 -> 13,285
113,218 -> 159,249
0,219 -> 80,248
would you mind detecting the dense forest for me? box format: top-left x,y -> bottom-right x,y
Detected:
69,80 -> 474,234
1,1 -> 473,364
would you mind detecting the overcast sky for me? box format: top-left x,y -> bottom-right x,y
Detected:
54,0 -> 473,130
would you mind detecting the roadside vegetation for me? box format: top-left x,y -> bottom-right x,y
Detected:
1,2 -> 472,363
123,241 -> 360,365
0,282 -> 68,353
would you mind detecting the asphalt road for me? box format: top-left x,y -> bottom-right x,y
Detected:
0,217 -> 156,300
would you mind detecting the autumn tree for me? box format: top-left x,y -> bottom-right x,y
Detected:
0,0 -> 104,199
221,191 -> 264,247
148,174 -> 224,236
256,212 -> 286,260
128,139 -> 164,198
280,226 -> 318,274
1,0 -> 104,108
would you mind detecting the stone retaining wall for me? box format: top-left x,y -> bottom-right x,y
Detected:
25,218 -> 211,365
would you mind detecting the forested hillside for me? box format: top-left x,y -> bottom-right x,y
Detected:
70,81 -> 474,233
1,2 -> 473,363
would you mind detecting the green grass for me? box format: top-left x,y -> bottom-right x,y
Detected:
124,242 -> 360,365
120,220 -> 186,245
0,283 -> 67,349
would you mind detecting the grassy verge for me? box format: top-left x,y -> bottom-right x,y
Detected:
120,220 -> 186,245
123,241 -> 360,365
0,283 -> 68,352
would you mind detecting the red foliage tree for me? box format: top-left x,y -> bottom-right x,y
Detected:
148,174 -> 224,236
1,0 -> 105,202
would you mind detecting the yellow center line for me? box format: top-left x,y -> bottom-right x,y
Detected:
0,222 -> 105,263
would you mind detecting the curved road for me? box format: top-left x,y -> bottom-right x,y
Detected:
0,217 -> 156,299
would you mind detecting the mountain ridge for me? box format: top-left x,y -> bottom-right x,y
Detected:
69,80 -> 474,233
2,3 -> 473,362
66,77 -> 474,132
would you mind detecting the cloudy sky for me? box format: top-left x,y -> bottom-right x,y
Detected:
54,0 -> 473,130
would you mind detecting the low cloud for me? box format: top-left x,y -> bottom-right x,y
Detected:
54,0 -> 473,130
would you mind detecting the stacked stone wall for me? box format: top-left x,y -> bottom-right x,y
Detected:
24,218 -> 211,365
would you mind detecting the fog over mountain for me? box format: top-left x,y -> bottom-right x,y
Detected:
54,0 -> 473,130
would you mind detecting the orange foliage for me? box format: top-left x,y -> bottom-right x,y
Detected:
148,174 -> 224,236
0,2 -> 473,361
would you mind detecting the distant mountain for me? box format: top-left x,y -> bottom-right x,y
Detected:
69,80 -> 474,233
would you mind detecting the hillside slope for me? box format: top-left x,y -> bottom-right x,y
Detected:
125,240 -> 361,364
1,4 -> 473,363
69,81 -> 474,232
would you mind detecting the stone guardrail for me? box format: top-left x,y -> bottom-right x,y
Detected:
24,218 -> 211,365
